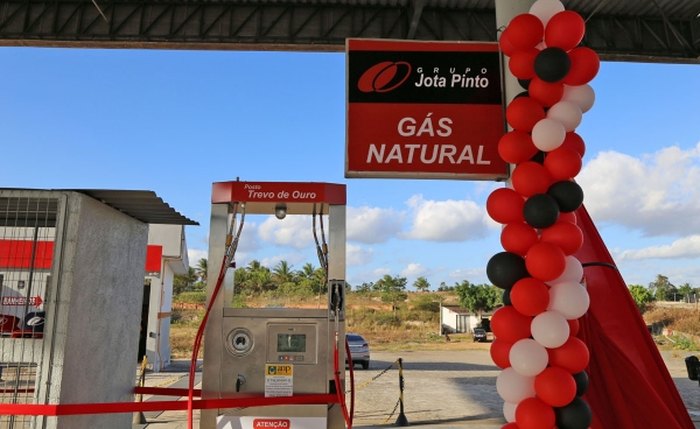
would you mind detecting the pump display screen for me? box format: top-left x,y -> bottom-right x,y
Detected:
277,333 -> 306,353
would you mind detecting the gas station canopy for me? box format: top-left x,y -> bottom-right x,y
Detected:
0,0 -> 698,63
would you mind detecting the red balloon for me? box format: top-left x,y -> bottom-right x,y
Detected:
568,318 -> 580,336
526,242 -> 566,281
515,397 -> 555,429
498,131 -> 539,164
535,366 -> 577,407
548,337 -> 590,373
512,162 -> 553,197
545,11 -> 585,51
502,424 -> 520,429
506,97 -> 546,131
487,188 -> 526,224
561,132 -> 586,158
507,13 -> 545,51
540,221 -> 584,255
511,277 -> 550,316
501,223 -> 539,256
544,146 -> 582,180
559,211 -> 577,225
491,306 -> 533,343
528,78 -> 564,107
500,29 -> 518,57
564,47 -> 600,85
490,338 -> 513,369
509,48 -> 539,79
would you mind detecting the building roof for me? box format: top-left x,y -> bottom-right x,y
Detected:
0,0 -> 698,63
0,188 -> 198,226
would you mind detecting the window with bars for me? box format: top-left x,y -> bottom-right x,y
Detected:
0,195 -> 59,429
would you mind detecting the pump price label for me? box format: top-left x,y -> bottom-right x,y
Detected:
265,364 -> 293,397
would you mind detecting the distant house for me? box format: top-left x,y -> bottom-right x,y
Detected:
440,304 -> 491,334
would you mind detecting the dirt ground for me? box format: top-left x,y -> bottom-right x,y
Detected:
138,345 -> 700,428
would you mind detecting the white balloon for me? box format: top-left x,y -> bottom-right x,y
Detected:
548,255 -> 584,285
563,84 -> 596,113
509,338 -> 549,377
529,0 -> 565,26
532,118 -> 566,152
549,281 -> 591,319
496,367 -> 536,403
503,401 -> 518,423
547,101 -> 583,132
531,310 -> 570,348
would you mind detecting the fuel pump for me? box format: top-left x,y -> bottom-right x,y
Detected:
201,181 -> 348,429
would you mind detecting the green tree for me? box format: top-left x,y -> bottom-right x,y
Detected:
355,282 -> 373,294
678,282 -> 694,302
628,284 -> 654,311
455,281 -> 501,319
375,274 -> 408,305
649,274 -> 676,301
173,266 -> 197,295
195,258 -> 208,283
413,276 -> 430,293
273,260 -> 295,284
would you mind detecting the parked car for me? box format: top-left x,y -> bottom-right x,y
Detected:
346,333 -> 370,369
473,328 -> 488,342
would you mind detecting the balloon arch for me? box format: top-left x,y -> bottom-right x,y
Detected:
485,1 -> 600,428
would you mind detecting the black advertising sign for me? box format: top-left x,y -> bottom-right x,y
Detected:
346,38 -> 507,180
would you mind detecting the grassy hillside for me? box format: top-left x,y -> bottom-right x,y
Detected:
169,291 -> 471,358
169,294 -> 700,358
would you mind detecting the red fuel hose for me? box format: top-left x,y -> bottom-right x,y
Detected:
333,340 -> 352,429
187,251 -> 228,429
345,337 -> 355,427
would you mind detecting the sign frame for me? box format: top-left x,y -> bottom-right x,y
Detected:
345,38 -> 508,181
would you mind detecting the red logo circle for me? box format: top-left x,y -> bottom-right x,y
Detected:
357,61 -> 412,93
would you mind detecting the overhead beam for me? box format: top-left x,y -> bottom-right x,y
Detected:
0,1 -> 697,63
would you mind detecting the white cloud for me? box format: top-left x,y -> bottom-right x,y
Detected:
347,243 -> 373,266
578,143 -> 700,236
372,267 -> 391,278
347,206 -> 403,244
401,262 -> 428,278
618,235 -> 700,260
187,248 -> 207,267
260,252 -> 307,269
258,216 -> 314,248
237,222 -> 261,253
403,195 -> 490,241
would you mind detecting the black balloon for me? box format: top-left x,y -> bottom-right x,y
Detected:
514,90 -> 529,99
523,193 -> 560,228
531,150 -> 546,164
486,252 -> 528,289
555,397 -> 592,429
502,287 -> 512,306
573,371 -> 589,396
548,180 -> 584,212
534,47 -> 571,82
518,78 -> 531,90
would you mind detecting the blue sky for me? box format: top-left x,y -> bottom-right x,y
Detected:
1,48 -> 699,290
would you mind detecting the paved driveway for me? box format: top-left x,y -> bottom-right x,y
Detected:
138,347 -> 700,428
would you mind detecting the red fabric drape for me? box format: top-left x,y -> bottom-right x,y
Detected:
574,206 -> 694,429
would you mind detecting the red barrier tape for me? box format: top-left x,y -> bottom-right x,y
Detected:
0,393 -> 340,416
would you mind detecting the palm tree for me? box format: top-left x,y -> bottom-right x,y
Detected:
413,276 -> 430,292
195,258 -> 208,283
273,260 -> 295,285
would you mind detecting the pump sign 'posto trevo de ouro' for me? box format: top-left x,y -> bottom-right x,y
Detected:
346,38 -> 507,180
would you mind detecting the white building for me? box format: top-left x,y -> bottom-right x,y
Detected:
142,224 -> 190,372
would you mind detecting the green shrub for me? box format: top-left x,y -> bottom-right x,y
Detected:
174,291 -> 207,305
411,294 -> 441,312
374,312 -> 401,327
